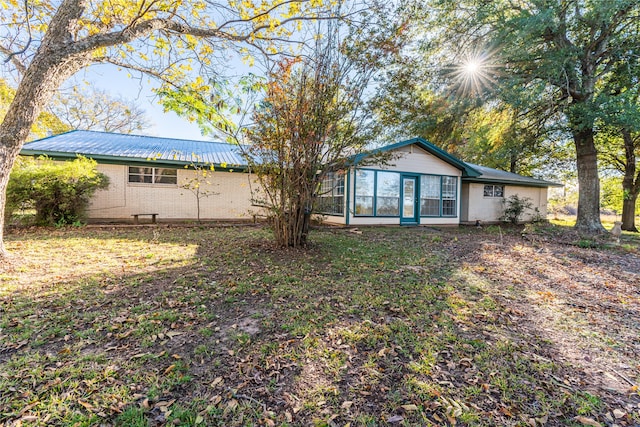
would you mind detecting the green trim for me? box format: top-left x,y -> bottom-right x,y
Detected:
463,177 -> 562,188
400,174 -> 420,225
20,150 -> 248,173
345,169 -> 351,225
352,168 -> 459,220
350,138 -> 481,178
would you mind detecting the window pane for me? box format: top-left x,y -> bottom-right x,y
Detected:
154,168 -> 177,184
494,185 -> 504,197
128,166 -> 153,183
355,170 -> 374,196
442,177 -> 456,216
355,170 -> 375,216
317,172 -> 345,216
442,200 -> 456,216
355,196 -> 373,215
376,172 -> 399,216
442,177 -> 456,198
421,175 -> 440,198
484,185 -> 494,197
420,175 -> 440,216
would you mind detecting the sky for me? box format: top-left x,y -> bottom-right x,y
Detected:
73,64 -> 213,142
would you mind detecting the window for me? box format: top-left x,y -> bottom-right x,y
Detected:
317,172 -> 345,215
420,175 -> 440,216
483,184 -> 504,197
442,176 -> 457,216
355,170 -> 375,215
376,172 -> 400,216
353,169 -> 458,218
129,167 -> 177,185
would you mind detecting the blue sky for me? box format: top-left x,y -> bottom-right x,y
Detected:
73,64 -> 211,141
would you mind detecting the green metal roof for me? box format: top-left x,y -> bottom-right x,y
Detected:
350,137 -> 481,178
463,163 -> 563,188
21,130 -> 247,170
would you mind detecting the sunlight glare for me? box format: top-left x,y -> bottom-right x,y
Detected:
449,48 -> 499,98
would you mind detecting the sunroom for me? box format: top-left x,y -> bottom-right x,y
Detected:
316,138 -> 481,226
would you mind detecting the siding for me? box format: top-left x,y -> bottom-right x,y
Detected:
464,183 -> 549,223
87,164 -> 260,220
389,146 -> 462,176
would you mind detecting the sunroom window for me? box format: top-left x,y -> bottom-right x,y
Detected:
317,172 -> 345,215
376,172 -> 400,216
420,175 -> 440,216
354,170 -> 375,215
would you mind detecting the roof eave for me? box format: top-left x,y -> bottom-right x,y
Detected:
19,150 -> 249,172
463,176 -> 563,188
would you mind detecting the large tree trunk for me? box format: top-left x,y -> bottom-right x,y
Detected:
621,128 -> 638,232
0,52 -> 89,256
621,195 -> 638,232
573,127 -> 605,233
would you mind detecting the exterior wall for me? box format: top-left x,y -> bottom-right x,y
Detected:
390,145 -> 462,176
339,146 -> 463,226
88,164 -> 260,220
463,182 -> 549,223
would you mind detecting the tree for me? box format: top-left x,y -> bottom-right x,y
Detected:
0,0 -> 334,257
7,156 -> 109,225
241,18 -> 398,247
403,0 -> 639,233
48,86 -> 152,133
0,79 -> 69,139
372,53 -> 572,178
179,160 -> 220,223
596,25 -> 640,232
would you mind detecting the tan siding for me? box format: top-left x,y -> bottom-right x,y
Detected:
88,164 -> 260,220
386,146 -> 462,176
465,183 -> 549,223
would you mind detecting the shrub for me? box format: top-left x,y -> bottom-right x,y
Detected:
501,194 -> 534,224
7,156 -> 109,225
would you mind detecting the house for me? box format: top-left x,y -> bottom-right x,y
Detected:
20,130 -> 561,224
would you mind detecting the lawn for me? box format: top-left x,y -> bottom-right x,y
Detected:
1,223 -> 639,426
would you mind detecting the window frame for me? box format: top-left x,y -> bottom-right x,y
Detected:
128,166 -> 178,185
316,172 -> 346,216
352,168 -> 459,219
483,184 -> 504,198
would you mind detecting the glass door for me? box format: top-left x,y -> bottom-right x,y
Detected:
401,175 -> 419,224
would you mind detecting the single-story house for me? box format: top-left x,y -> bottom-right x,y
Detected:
20,130 -> 561,225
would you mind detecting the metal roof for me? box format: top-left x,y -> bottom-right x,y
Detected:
21,130 -> 247,169
21,131 -> 563,187
463,163 -> 563,188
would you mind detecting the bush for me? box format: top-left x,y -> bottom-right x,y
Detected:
501,194 -> 534,224
7,156 -> 109,225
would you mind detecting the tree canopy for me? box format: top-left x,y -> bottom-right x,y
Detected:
0,0 -> 337,256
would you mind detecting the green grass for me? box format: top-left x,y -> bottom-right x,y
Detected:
1,224 -> 639,426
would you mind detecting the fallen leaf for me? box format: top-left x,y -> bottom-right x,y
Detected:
167,331 -> 183,338
574,416 -> 601,427
195,415 -> 204,424
211,377 -> 224,388
388,415 -> 404,423
163,364 -> 176,375
613,409 -> 626,419
78,400 -> 93,411
155,399 -> 176,409
341,401 -> 353,409
401,404 -> 419,412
